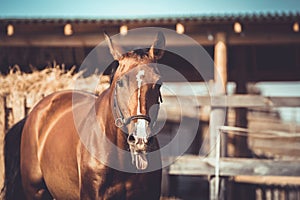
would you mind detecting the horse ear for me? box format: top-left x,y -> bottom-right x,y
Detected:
149,31 -> 165,60
104,32 -> 123,60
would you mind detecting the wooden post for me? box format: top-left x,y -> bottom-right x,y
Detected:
210,32 -> 227,156
214,33 -> 227,91
232,47 -> 256,200
6,93 -> 26,128
11,93 -> 26,124
234,46 -> 252,157
209,32 -> 227,200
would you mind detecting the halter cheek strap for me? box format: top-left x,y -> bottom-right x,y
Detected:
124,115 -> 151,126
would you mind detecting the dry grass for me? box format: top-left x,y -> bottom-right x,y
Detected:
0,65 -> 110,97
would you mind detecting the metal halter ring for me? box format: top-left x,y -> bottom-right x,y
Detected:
115,118 -> 124,128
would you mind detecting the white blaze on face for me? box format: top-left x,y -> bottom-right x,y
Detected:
135,70 -> 147,139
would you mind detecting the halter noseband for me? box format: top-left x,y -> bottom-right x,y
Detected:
113,87 -> 152,128
114,114 -> 151,128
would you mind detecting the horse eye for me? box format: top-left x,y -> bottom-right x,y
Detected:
117,80 -> 124,87
154,84 -> 161,91
155,80 -> 162,89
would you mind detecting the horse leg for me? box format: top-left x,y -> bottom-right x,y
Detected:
3,118 -> 53,200
80,167 -> 101,199
20,121 -> 53,199
22,177 -> 53,200
79,159 -> 128,200
78,146 -> 102,199
21,164 -> 53,200
80,167 -> 126,200
78,143 -> 118,200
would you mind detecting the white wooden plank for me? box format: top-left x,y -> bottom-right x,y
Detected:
167,155 -> 300,177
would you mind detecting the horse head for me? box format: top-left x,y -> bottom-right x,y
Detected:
105,32 -> 165,170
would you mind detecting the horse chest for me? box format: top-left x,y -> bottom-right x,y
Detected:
100,173 -> 159,200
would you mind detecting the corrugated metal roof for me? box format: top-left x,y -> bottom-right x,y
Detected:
1,12 -> 299,24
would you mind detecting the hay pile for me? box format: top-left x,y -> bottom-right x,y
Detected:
0,65 -> 109,97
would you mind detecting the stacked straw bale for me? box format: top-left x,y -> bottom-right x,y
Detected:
0,65 -> 110,97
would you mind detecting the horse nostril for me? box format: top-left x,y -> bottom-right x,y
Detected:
136,138 -> 146,149
127,134 -> 136,144
144,138 -> 148,144
136,142 -> 144,149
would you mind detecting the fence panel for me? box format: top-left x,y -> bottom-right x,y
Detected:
0,93 -> 300,200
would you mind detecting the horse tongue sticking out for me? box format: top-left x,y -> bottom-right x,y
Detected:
134,153 -> 148,170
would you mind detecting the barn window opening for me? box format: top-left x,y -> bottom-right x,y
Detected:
120,25 -> 128,35
64,24 -> 73,36
233,22 -> 242,33
7,24 -> 14,36
176,23 -> 185,34
293,22 -> 299,32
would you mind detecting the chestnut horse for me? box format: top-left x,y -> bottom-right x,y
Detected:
2,32 -> 165,200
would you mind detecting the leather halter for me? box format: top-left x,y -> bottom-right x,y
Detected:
113,85 -> 151,128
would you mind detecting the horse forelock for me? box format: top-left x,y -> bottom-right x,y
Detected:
122,49 -> 151,59
111,51 -> 160,85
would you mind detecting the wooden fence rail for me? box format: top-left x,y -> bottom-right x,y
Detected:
1,94 -> 300,134
0,93 -> 44,134
168,156 -> 300,177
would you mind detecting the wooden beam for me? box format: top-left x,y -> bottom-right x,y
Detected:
1,32 -> 300,47
234,176 -> 300,185
167,155 -> 300,177
162,95 -> 300,108
228,33 -> 300,45
0,34 -> 105,47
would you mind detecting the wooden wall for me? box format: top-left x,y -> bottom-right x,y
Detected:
1,44 -> 299,82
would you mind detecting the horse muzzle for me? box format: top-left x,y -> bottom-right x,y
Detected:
127,134 -> 148,151
127,134 -> 149,170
